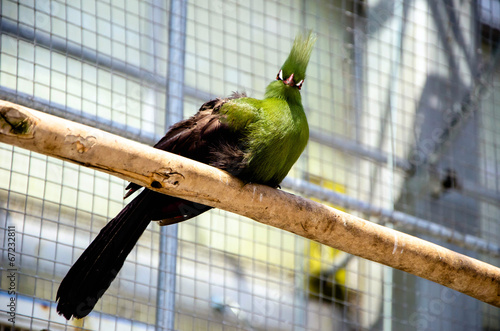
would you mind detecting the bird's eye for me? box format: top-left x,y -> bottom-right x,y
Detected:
276,69 -> 283,81
296,79 -> 304,90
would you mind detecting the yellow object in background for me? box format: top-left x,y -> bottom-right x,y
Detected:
305,178 -> 349,305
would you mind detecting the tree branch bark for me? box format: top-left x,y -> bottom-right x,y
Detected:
1,99 -> 499,307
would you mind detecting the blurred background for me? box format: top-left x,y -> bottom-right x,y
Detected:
0,0 -> 499,330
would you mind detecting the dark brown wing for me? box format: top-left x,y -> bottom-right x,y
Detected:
124,95 -> 247,223
153,98 -> 230,159
125,96 -> 244,197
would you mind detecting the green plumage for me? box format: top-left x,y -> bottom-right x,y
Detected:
280,31 -> 317,84
221,31 -> 316,186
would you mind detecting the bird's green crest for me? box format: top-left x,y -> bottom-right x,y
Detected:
280,31 -> 317,84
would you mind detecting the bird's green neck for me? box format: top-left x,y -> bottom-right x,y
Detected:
264,80 -> 302,105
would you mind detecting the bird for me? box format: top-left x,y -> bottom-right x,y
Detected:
56,31 -> 316,320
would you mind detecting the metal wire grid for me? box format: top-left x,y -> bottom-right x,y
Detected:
0,0 -> 499,330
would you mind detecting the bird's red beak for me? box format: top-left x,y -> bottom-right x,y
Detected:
283,73 -> 295,87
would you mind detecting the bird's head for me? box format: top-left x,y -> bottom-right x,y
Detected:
277,31 -> 316,91
265,31 -> 316,100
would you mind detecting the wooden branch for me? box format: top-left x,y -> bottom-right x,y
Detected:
1,99 -> 500,307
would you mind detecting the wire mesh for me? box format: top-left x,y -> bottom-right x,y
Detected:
0,0 -> 499,330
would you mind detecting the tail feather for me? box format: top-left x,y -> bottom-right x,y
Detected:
56,190 -> 155,319
56,189 -> 213,319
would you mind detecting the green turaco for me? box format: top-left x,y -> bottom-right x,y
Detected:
56,31 -> 316,319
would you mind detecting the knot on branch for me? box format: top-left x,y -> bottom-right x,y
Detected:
0,105 -> 36,137
151,168 -> 185,189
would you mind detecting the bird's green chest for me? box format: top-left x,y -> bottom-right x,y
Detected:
245,101 -> 309,186
220,97 -> 309,186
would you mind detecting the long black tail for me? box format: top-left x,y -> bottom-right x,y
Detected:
56,189 -> 156,319
56,188 -> 213,320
